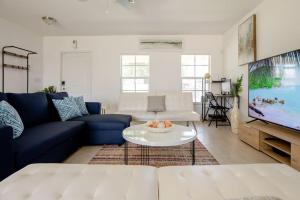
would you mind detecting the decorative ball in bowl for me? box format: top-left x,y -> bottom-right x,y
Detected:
146,120 -> 173,133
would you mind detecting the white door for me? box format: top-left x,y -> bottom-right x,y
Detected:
61,52 -> 92,100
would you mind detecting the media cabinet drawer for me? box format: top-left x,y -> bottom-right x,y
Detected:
239,124 -> 260,150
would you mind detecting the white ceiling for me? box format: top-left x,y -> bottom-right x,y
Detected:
0,0 -> 263,36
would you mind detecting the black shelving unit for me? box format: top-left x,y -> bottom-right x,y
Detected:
2,46 -> 37,93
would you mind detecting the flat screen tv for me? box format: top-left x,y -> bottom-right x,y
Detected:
248,49 -> 300,131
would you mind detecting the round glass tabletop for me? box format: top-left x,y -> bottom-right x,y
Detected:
122,124 -> 197,147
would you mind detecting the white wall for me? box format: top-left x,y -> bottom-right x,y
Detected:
43,35 -> 224,108
0,18 -> 43,93
223,0 -> 300,120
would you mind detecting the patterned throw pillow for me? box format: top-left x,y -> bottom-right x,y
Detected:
0,100 -> 24,139
52,98 -> 82,121
67,96 -> 89,115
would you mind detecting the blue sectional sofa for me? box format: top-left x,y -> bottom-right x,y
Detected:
0,92 -> 132,180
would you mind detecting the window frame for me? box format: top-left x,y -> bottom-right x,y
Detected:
181,55 -> 211,103
120,55 -> 150,93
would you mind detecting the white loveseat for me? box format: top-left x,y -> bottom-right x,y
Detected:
116,92 -> 200,123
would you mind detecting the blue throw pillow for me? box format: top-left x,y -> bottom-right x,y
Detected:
67,96 -> 89,115
0,101 -> 24,138
52,98 -> 82,121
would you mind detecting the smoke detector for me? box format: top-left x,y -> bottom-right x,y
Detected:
42,16 -> 57,25
128,0 -> 135,4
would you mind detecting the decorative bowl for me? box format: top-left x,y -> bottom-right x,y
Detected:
145,120 -> 173,133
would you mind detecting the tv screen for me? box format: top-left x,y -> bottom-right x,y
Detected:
248,49 -> 300,131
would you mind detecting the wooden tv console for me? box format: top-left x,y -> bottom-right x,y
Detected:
239,121 -> 300,171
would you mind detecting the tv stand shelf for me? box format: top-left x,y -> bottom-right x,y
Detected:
239,121 -> 300,171
262,138 -> 291,155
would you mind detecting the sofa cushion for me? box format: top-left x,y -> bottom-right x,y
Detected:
156,111 -> 200,121
7,93 -> 51,128
71,114 -> 132,127
47,92 -> 69,121
13,121 -> 85,168
86,121 -> 125,131
165,92 -> 194,111
116,111 -> 155,121
52,98 -> 82,121
85,102 -> 101,114
0,101 -> 24,138
0,93 -> 7,101
147,95 -> 166,112
119,93 -> 148,111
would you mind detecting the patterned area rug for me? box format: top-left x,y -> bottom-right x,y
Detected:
89,139 -> 219,167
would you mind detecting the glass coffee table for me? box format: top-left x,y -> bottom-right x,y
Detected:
122,124 -> 197,165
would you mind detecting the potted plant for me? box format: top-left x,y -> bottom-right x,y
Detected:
42,86 -> 57,94
230,75 -> 243,134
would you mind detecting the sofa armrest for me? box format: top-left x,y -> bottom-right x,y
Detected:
0,126 -> 14,180
86,102 -> 101,114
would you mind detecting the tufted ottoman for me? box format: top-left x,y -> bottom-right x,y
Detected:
0,164 -> 157,200
158,164 -> 300,200
1,164 -> 300,200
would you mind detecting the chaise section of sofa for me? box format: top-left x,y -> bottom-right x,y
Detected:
71,114 -> 132,144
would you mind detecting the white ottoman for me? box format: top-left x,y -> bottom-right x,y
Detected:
0,164 -> 158,200
158,164 -> 300,200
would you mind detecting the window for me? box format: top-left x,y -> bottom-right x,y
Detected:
181,55 -> 210,103
121,55 -> 150,92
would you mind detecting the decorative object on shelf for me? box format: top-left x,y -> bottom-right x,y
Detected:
238,15 -> 256,66
140,39 -> 183,50
230,75 -> 243,134
42,86 -> 57,94
2,46 -> 37,93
